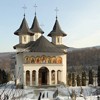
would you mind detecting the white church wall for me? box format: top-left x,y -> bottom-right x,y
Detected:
30,33 -> 42,41
52,36 -> 62,45
19,35 -> 30,44
22,52 -> 67,85
16,53 -> 24,85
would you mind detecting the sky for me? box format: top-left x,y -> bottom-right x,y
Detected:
0,0 -> 100,52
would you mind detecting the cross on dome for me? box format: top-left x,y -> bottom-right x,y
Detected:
22,5 -> 27,17
55,7 -> 59,19
34,4 -> 37,16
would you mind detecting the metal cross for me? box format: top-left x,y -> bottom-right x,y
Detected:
55,7 -> 59,17
22,5 -> 27,16
34,4 -> 37,15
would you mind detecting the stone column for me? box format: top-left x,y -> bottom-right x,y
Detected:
55,70 -> 57,84
30,71 -> 32,86
36,70 -> 38,86
24,71 -> 26,86
49,70 -> 51,85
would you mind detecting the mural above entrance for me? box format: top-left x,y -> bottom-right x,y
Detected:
24,55 -> 62,64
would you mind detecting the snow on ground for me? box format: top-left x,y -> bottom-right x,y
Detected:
0,81 -> 100,100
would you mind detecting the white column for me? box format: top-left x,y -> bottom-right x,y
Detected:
24,71 -> 26,86
36,70 -> 38,86
55,71 -> 57,84
30,71 -> 32,86
49,70 -> 51,85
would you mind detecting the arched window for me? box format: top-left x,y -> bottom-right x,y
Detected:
51,70 -> 55,84
26,70 -> 30,86
32,70 -> 36,85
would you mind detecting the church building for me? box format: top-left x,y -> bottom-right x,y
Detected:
13,12 -> 68,87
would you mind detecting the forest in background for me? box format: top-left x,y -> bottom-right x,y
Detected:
68,47 -> 100,73
0,46 -> 100,73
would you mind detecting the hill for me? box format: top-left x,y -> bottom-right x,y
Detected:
0,46 -> 100,73
67,46 -> 100,72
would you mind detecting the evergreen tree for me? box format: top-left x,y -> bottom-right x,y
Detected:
68,73 -> 72,86
0,69 -> 2,84
77,74 -> 81,86
72,73 -> 76,86
88,69 -> 93,85
2,70 -> 7,83
97,66 -> 100,86
82,71 -> 86,86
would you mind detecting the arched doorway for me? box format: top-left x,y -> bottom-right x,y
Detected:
26,70 -> 30,86
39,67 -> 49,85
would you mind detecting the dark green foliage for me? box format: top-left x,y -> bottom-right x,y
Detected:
88,69 -> 93,85
82,71 -> 86,86
67,73 -> 72,86
72,73 -> 76,86
0,69 -> 10,84
76,74 -> 81,86
97,66 -> 100,86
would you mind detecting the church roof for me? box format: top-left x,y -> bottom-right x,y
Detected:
13,41 -> 35,49
55,44 -> 69,49
28,36 -> 64,53
14,17 -> 34,35
48,18 -> 67,37
30,15 -> 44,34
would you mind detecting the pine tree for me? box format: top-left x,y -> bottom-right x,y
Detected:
97,66 -> 100,86
68,73 -> 72,86
2,70 -> 7,83
88,69 -> 93,85
77,74 -> 81,86
0,69 -> 2,84
72,73 -> 76,86
82,71 -> 86,86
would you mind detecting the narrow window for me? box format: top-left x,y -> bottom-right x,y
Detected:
57,37 -> 60,43
23,36 -> 26,42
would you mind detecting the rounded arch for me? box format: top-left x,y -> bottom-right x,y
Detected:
57,57 -> 62,64
31,56 -> 35,63
51,56 -> 56,64
36,56 -> 41,64
51,70 -> 55,84
39,67 -> 49,85
57,70 -> 61,84
24,56 -> 29,63
26,70 -> 30,86
32,70 -> 36,85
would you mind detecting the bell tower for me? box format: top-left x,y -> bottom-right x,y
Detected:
30,4 -> 44,41
48,8 -> 67,45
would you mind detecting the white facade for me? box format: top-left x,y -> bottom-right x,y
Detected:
15,51 -> 67,86
52,36 -> 62,45
30,33 -> 42,41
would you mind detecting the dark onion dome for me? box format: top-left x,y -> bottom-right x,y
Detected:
28,36 -> 64,53
30,15 -> 44,34
14,17 -> 34,35
48,18 -> 67,37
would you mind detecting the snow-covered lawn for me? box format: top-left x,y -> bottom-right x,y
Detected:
0,81 -> 100,100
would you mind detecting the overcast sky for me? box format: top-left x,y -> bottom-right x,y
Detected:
0,0 -> 100,52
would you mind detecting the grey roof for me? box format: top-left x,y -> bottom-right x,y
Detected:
55,44 -> 69,49
28,36 -> 64,53
48,18 -> 67,37
14,17 -> 34,35
13,41 -> 35,49
30,15 -> 44,34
